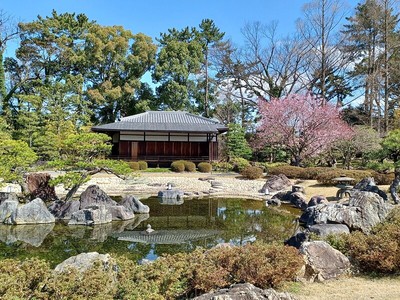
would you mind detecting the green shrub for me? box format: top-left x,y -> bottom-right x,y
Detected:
0,258 -> 50,299
315,169 -> 373,185
138,161 -> 148,170
268,165 -> 305,178
198,162 -> 212,173
183,161 -> 196,172
212,161 -> 233,172
128,161 -> 140,171
171,161 -> 185,172
300,167 -> 334,179
230,157 -> 250,172
241,166 -> 264,179
366,161 -> 394,173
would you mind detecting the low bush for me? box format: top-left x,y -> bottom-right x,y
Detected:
171,161 -> 185,172
372,171 -> 394,185
128,161 -> 140,171
0,242 -> 304,299
198,162 -> 212,173
138,161 -> 148,170
191,243 -> 304,291
241,166 -> 264,179
212,161 -> 233,172
268,165 -> 305,178
230,157 -> 250,172
315,169 -> 373,185
183,161 -> 196,172
324,208 -> 400,275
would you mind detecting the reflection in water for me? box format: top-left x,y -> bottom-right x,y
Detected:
0,223 -> 55,247
0,198 -> 299,266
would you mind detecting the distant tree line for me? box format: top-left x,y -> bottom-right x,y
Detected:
1,1 -> 400,166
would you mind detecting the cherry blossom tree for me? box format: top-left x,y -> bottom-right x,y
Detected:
257,94 -> 353,166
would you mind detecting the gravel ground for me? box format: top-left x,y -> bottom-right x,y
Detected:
54,172 -> 269,200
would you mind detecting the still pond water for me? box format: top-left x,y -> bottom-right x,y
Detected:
0,197 -> 300,267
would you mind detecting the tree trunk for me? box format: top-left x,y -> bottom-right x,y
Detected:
64,183 -> 83,202
390,167 -> 400,204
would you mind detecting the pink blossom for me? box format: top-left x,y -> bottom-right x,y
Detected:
257,94 -> 353,165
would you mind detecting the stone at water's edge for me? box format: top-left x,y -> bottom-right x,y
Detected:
108,205 -> 135,220
193,283 -> 298,300
299,241 -> 351,282
300,191 -> 393,233
121,195 -> 150,214
157,190 -> 184,200
79,185 -> 118,209
68,205 -> 112,225
307,195 -> 328,207
260,174 -> 292,193
48,200 -> 80,220
7,198 -> 55,224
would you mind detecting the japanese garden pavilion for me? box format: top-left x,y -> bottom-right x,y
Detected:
91,111 -> 228,164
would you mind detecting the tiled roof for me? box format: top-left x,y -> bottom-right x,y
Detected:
92,111 -> 228,133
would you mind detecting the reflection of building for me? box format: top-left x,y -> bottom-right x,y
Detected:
92,111 -> 228,164
114,229 -> 221,244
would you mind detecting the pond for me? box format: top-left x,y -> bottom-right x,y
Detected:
0,197 -> 300,267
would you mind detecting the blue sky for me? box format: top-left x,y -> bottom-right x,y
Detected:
2,0 -> 360,55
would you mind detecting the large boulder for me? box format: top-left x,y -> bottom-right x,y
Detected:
308,224 -> 350,237
307,195 -> 328,208
193,283 -> 297,300
289,192 -> 308,210
261,174 -> 292,193
157,190 -> 184,201
79,185 -> 118,209
7,198 -> 55,224
48,200 -> 80,220
54,252 -> 116,274
284,231 -> 310,249
353,177 -> 388,201
299,241 -> 351,282
121,195 -> 150,214
108,205 -> 135,220
300,191 -> 392,233
49,186 -> 141,222
26,173 -> 58,201
68,205 -> 112,225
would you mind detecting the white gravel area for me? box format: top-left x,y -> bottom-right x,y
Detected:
53,172 -> 268,200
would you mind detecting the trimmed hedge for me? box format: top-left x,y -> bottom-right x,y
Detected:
128,161 -> 140,171
268,165 -> 393,185
183,161 -> 196,172
198,162 -> 212,173
241,166 -> 264,179
230,157 -> 250,172
138,161 -> 148,170
171,161 -> 185,172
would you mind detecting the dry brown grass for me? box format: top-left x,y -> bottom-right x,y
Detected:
291,275 -> 400,300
